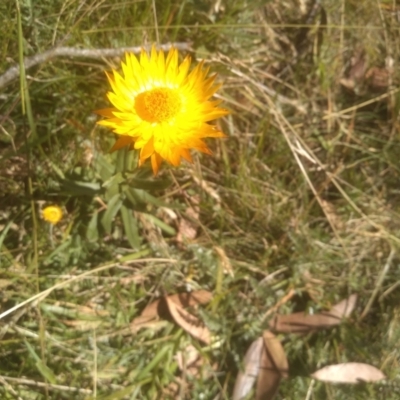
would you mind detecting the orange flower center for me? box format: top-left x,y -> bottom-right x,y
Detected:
135,88 -> 182,123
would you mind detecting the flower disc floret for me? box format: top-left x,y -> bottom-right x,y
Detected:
135,88 -> 182,123
95,44 -> 229,174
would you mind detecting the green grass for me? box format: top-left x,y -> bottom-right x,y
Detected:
1,0 -> 400,399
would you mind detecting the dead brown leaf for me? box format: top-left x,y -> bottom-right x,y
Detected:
269,295 -> 357,334
311,362 -> 386,383
329,294 -> 357,319
130,290 -> 212,337
140,290 -> 213,319
165,296 -> 211,344
256,331 -> 288,400
233,337 -> 263,400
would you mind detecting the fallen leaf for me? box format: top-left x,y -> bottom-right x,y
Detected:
140,290 -> 213,319
311,362 -> 386,383
232,337 -> 263,400
329,294 -> 358,319
256,331 -> 289,400
269,295 -> 357,334
165,296 -> 211,344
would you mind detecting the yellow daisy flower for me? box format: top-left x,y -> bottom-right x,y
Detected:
96,45 -> 229,174
42,206 -> 63,225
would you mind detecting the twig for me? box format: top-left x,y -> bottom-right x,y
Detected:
0,42 -> 193,90
0,376 -> 24,400
0,376 -> 92,395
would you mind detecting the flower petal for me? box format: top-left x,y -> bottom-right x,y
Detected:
95,45 -> 229,174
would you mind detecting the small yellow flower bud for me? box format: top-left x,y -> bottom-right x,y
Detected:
42,206 -> 63,225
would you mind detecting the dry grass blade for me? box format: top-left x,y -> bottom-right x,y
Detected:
232,337 -> 263,400
269,295 -> 357,333
256,331 -> 289,400
311,363 -> 386,383
165,296 -> 211,344
214,246 -> 234,277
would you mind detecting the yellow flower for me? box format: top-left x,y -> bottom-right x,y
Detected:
96,45 -> 229,174
42,206 -> 63,225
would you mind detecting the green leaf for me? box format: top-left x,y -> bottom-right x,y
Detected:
24,341 -> 57,384
101,193 -> 123,234
43,237 -> 72,265
126,177 -> 171,191
103,172 -> 124,200
102,172 -> 124,189
0,220 -> 13,252
135,344 -> 172,381
61,179 -> 101,196
126,188 -> 166,208
143,213 -> 176,236
86,211 -> 99,242
35,360 -> 58,384
118,248 -> 151,262
97,385 -> 137,400
120,205 -> 141,249
95,154 -> 115,182
115,146 -> 134,172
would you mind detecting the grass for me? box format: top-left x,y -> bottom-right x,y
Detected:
1,0 -> 400,399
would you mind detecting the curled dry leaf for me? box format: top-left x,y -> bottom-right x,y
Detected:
130,290 -> 212,334
256,331 -> 288,400
165,296 -> 211,345
311,362 -> 386,384
140,290 -> 213,319
233,337 -> 263,400
329,294 -> 357,319
269,294 -> 357,334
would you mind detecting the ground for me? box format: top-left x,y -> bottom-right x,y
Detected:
0,0 -> 400,399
